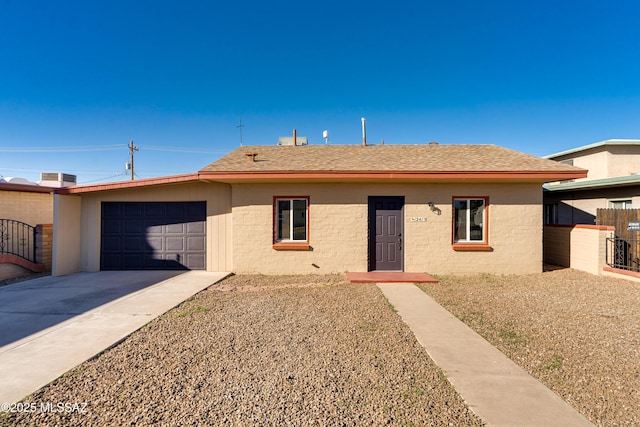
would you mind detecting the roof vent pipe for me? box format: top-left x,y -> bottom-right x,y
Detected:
361,117 -> 367,146
293,128 -> 297,146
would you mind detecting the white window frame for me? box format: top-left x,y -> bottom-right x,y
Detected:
453,197 -> 487,243
274,197 -> 309,242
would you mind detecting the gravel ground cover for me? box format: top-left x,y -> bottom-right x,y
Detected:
1,274 -> 482,426
418,268 -> 640,427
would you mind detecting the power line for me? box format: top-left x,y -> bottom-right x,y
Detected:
0,145 -> 125,153
143,146 -> 227,154
0,144 -> 228,154
80,172 -> 128,184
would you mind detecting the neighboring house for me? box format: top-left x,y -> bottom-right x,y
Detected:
0,180 -> 55,278
0,180 -> 54,226
53,143 -> 585,277
543,139 -> 640,224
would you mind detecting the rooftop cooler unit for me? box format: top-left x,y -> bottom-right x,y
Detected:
39,172 -> 77,188
278,136 -> 308,146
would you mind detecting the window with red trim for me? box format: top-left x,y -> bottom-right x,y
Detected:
452,197 -> 489,250
274,197 -> 309,246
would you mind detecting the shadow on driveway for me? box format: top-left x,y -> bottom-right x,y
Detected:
0,271 -> 184,347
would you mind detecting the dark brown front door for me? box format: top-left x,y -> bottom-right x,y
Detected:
368,196 -> 404,271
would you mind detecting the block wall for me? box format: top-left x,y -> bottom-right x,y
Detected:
0,190 -> 53,225
231,182 -> 544,275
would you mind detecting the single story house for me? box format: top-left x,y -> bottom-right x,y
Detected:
543,139 -> 640,224
53,143 -> 586,277
0,181 -> 54,226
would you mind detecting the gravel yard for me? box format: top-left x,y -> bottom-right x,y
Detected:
419,268 -> 640,427
1,274 -> 482,427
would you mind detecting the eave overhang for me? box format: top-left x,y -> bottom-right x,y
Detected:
0,183 -> 55,194
56,169 -> 587,195
544,174 -> 640,192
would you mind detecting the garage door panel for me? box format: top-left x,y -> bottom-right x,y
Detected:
124,237 -> 146,251
124,220 -> 145,233
146,224 -> 164,235
166,223 -> 185,234
185,254 -> 205,270
166,236 -> 185,251
101,201 -> 206,270
145,203 -> 165,217
123,203 -> 143,216
187,236 -> 205,250
186,221 -> 205,233
102,236 -> 121,251
102,219 -> 121,234
147,236 -> 163,251
123,254 -> 145,269
102,203 -> 122,217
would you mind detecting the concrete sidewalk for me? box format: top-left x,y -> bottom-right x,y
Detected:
0,271 -> 229,404
377,282 -> 595,427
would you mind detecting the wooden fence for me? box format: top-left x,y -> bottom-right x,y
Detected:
597,209 -> 640,271
596,209 -> 640,239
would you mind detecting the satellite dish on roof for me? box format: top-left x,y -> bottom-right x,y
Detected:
322,130 -> 329,144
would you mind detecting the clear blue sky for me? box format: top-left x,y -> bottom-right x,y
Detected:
1,0 -> 640,183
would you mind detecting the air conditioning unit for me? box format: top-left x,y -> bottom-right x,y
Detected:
278,136 -> 308,146
39,172 -> 77,188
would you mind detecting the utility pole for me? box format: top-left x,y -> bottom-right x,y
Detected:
128,140 -> 138,180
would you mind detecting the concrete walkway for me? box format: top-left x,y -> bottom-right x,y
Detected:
377,282 -> 595,427
0,270 -> 229,404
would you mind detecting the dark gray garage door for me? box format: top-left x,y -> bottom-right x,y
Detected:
101,202 -> 206,270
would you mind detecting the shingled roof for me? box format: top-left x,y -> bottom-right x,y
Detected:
200,144 -> 586,179
59,143 -> 587,194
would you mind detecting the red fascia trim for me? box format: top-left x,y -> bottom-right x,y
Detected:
545,224 -> 615,231
56,173 -> 202,194
0,183 -> 54,193
54,169 -> 588,194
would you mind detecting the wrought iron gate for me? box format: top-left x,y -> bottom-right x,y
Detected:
605,235 -> 640,272
0,219 -> 37,263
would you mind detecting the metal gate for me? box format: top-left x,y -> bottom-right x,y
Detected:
0,219 -> 37,263
598,209 -> 640,272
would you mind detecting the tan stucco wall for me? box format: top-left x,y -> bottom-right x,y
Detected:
231,182 -> 543,275
53,194 -> 82,276
544,225 -> 612,275
55,182 -> 232,275
552,145 -> 640,181
0,190 -> 53,225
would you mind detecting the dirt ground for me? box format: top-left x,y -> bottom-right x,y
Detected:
0,274 -> 482,426
1,268 -> 637,426
419,268 -> 640,427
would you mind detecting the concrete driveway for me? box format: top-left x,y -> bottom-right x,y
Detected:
0,270 -> 229,404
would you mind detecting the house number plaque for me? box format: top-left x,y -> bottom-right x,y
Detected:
411,217 -> 427,222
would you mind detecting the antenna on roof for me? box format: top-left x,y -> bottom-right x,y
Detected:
237,117 -> 244,146
323,130 -> 329,144
361,117 -> 367,146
